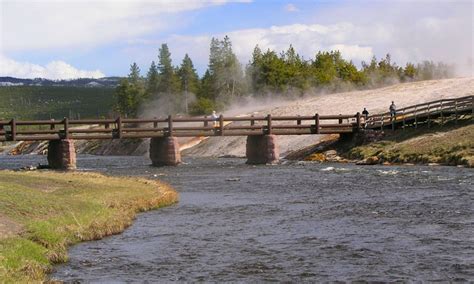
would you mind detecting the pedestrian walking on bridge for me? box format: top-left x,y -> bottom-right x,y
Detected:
389,101 -> 397,119
211,110 -> 219,127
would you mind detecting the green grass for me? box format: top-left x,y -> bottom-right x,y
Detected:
0,171 -> 178,282
0,86 -> 115,120
347,117 -> 474,166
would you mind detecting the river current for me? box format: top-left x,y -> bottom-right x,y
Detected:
1,155 -> 473,282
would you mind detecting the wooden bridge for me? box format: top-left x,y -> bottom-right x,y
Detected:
366,95 -> 473,130
0,95 -> 472,169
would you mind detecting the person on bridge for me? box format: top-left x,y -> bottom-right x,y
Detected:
362,108 -> 369,119
211,110 -> 219,127
362,108 -> 369,128
389,101 -> 397,119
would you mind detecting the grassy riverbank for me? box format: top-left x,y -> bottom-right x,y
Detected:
304,116 -> 473,167
348,122 -> 473,167
0,171 -> 178,282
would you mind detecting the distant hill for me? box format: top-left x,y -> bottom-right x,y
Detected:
0,85 -> 116,120
0,76 -> 122,88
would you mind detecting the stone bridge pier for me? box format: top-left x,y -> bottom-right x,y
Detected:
246,134 -> 279,164
47,139 -> 77,170
149,137 -> 181,166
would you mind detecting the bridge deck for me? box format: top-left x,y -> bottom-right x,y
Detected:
0,95 -> 472,142
0,114 -> 360,141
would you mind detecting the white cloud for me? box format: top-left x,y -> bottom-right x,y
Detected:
0,0 -> 248,51
141,1 -> 472,76
147,23 -> 376,72
0,55 -> 105,79
284,4 -> 299,12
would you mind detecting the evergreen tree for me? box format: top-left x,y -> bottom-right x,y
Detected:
403,62 -> 417,81
312,51 -> 338,85
145,61 -> 159,96
207,36 -> 246,103
247,45 -> 263,93
114,63 -> 145,117
128,62 -> 141,85
156,43 -> 180,113
114,79 -> 143,118
178,54 -> 200,113
256,49 -> 287,93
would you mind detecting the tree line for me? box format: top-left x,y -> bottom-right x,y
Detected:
115,35 -> 454,117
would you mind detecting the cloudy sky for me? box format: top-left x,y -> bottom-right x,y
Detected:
0,0 -> 472,79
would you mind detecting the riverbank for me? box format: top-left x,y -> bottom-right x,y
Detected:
302,116 -> 473,167
0,171 -> 178,282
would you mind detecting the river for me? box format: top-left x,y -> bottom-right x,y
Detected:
1,155 -> 473,281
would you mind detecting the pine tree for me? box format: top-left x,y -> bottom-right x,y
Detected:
178,54 -> 199,114
156,43 -> 180,113
128,62 -> 141,85
146,61 -> 159,96
113,63 -> 145,117
207,36 -> 245,104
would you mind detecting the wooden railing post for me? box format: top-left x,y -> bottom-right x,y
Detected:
219,115 -> 224,136
0,123 -> 4,142
402,109 -> 406,130
471,96 -> 474,116
440,101 -> 444,126
10,119 -> 16,141
63,117 -> 70,139
414,106 -> 418,129
315,113 -> 320,134
153,117 -> 158,128
392,113 -> 395,131
50,119 -> 55,130
297,115 -> 301,125
338,114 -> 342,124
250,115 -> 255,126
204,116 -> 208,127
454,99 -> 458,125
427,104 -> 431,128
266,114 -> 272,135
356,112 -> 361,131
116,117 -> 122,138
168,115 -> 173,136
380,116 -> 384,131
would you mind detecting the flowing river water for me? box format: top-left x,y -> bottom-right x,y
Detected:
1,155 -> 473,282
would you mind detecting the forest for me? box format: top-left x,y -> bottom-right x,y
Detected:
115,35 -> 453,117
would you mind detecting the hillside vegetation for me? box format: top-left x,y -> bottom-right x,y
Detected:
0,86 -> 115,120
116,36 -> 453,118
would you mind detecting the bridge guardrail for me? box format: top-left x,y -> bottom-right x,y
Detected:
365,95 -> 473,129
0,113 -> 362,142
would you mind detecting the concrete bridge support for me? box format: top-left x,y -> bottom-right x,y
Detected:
47,139 -> 77,170
246,135 -> 279,164
149,137 -> 181,166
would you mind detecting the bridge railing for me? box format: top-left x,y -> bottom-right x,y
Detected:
0,113 -> 362,142
365,95 -> 473,129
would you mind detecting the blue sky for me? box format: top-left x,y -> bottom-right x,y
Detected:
0,0 -> 472,79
